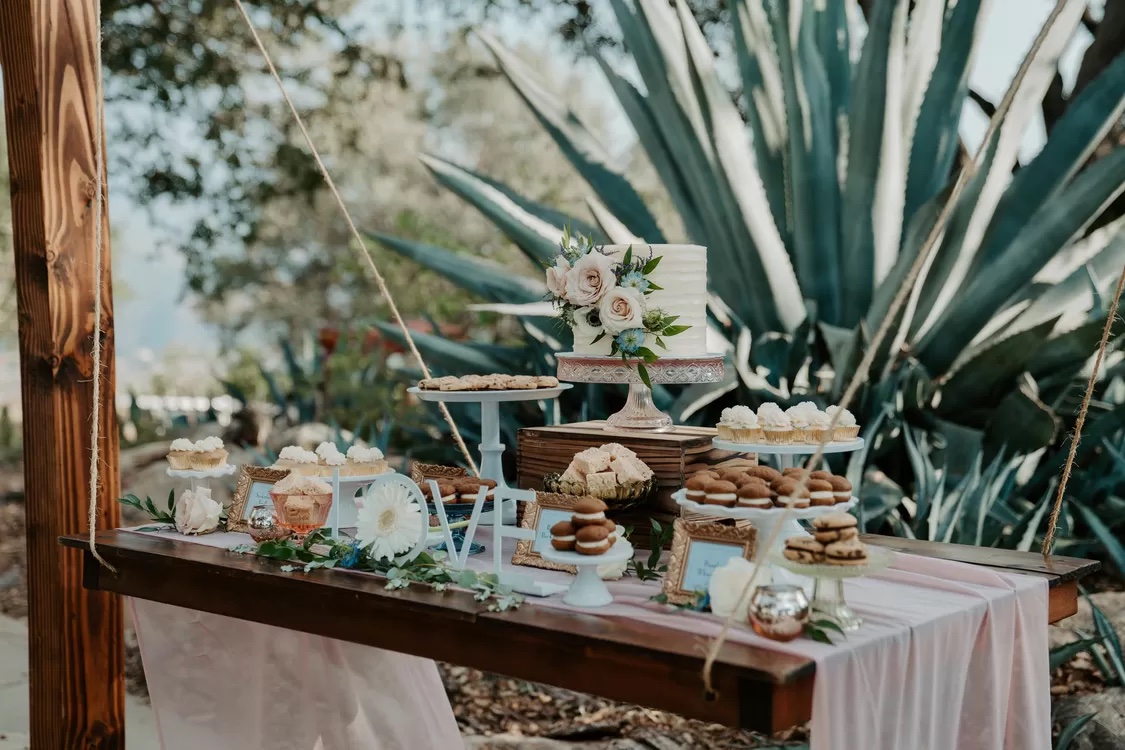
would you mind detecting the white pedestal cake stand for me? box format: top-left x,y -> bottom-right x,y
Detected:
556,353 -> 724,432
408,385 -> 572,522
673,488 -> 858,588
540,540 -> 635,607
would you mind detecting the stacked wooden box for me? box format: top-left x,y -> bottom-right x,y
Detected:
517,421 -> 757,541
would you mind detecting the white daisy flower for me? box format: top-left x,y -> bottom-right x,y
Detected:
356,481 -> 423,562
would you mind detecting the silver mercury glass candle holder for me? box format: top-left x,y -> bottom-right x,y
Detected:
748,584 -> 810,642
246,506 -> 292,543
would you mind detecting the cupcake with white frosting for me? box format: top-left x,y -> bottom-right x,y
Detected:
757,403 -> 793,445
826,406 -> 860,441
717,405 -> 763,443
345,445 -> 389,476
272,445 -> 320,475
191,436 -> 228,470
804,409 -> 833,445
785,402 -> 819,444
166,438 -> 196,470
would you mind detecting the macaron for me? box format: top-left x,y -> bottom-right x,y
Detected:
783,536 -> 825,564
575,524 -> 612,555
829,475 -> 853,503
745,466 -> 783,483
703,480 -> 738,507
550,520 -> 577,551
572,497 -> 609,526
773,480 -> 810,509
736,482 -> 772,509
684,474 -> 710,502
808,479 -> 836,507
824,538 -> 868,566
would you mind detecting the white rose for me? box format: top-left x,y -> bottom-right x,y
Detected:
708,557 -> 771,621
545,256 -> 571,299
597,557 -> 629,580
565,251 -> 616,306
599,287 -> 646,335
174,487 -> 222,535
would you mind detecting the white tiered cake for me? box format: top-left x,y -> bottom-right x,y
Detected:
570,244 -> 707,357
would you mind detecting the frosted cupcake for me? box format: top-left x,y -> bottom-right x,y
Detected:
166,438 -> 196,470
272,445 -> 320,475
804,409 -> 833,445
757,403 -> 793,445
826,406 -> 860,441
717,406 -> 763,443
785,402 -> 819,444
314,442 -> 347,477
191,436 -> 228,470
345,445 -> 389,476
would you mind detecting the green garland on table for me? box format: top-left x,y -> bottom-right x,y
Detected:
231,529 -> 523,612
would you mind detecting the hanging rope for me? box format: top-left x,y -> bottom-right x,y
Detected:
87,0 -> 116,572
228,0 -> 479,476
701,0 -> 1075,695
1042,264 -> 1125,556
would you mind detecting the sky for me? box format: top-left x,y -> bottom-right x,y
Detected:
2,0 -> 1102,404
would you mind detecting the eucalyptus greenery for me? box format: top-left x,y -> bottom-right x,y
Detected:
232,529 -> 523,611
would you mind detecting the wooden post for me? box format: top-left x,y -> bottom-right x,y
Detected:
0,1 -> 125,748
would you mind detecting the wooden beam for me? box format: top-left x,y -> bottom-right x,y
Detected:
0,1 -> 124,747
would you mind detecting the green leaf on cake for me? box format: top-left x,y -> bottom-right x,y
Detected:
643,255 -> 662,274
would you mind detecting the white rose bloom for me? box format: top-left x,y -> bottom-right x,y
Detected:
565,251 -> 616,307
174,487 -> 222,535
597,557 -> 629,580
599,287 -> 646,335
708,557 -> 771,621
545,256 -> 571,299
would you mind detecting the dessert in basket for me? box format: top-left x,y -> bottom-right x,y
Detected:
544,443 -> 655,503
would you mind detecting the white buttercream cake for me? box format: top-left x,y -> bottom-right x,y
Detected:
570,244 -> 707,357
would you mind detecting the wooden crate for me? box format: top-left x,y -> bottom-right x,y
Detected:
516,420 -> 757,519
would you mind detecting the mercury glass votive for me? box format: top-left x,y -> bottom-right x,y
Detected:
246,506 -> 291,543
749,584 -> 810,642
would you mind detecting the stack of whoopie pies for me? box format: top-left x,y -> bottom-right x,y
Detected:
683,465 -> 853,510
782,512 -> 868,566
548,497 -> 620,556
416,476 -> 498,505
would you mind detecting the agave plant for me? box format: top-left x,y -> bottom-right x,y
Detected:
371,0 -> 1125,552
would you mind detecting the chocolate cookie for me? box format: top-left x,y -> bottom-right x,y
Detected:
811,511 -> 858,533
703,480 -> 738,507
783,536 -> 825,564
572,497 -> 609,526
808,479 -> 836,507
814,526 -> 859,544
575,524 -> 612,555
550,520 -> 577,551
824,538 -> 868,566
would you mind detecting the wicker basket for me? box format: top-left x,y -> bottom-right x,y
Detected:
542,473 -> 656,513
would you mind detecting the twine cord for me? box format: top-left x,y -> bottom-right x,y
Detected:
701,0 -> 1074,694
1041,264 -> 1125,556
230,0 -> 478,476
87,0 -> 116,572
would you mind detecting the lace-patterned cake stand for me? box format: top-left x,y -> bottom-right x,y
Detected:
556,353 -> 724,432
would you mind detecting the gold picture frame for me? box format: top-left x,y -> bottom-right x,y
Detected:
511,492 -> 590,573
228,466 -> 291,533
663,518 -> 756,605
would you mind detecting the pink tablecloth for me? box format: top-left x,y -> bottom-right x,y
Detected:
126,527 -> 1049,750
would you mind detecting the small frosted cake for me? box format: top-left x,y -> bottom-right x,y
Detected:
314,442 -> 348,477
757,403 -> 793,445
345,445 -> 389,476
826,405 -> 860,440
166,438 -> 196,470
190,436 -> 228,470
716,405 -> 763,442
272,446 -> 320,475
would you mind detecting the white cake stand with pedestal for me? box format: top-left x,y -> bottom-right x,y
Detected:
771,546 -> 896,631
540,539 -> 635,607
408,385 -> 572,523
556,353 -> 724,432
673,488 -> 857,588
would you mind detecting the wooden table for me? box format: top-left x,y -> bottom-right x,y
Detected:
61,531 -> 1098,733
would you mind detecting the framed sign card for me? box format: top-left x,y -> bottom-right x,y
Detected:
511,493 -> 586,573
228,466 -> 291,533
663,519 -> 756,605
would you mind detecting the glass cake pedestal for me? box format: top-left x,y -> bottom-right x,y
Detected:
556,353 -> 724,432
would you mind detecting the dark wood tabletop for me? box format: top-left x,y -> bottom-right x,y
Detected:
60,530 -> 1098,732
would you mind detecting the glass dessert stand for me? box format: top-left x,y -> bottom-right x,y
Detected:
408,384 -> 573,523
770,546 -> 895,631
556,353 -> 724,432
710,437 -> 865,470
672,488 -> 858,588
540,539 -> 635,607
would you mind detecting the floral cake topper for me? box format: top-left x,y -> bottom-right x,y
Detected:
547,228 -> 690,387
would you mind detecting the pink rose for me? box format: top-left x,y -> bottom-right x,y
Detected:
599,287 -> 646,334
565,252 -> 616,306
545,256 -> 571,299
